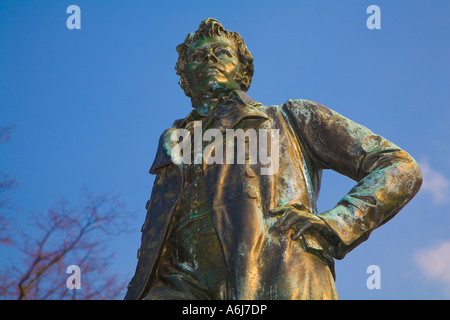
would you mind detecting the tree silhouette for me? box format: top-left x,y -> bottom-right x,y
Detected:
0,125 -> 17,245
0,190 -> 132,300
0,127 -> 135,299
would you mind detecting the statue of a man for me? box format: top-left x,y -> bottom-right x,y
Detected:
125,18 -> 422,300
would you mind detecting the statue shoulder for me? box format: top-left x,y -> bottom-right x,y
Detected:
149,127 -> 181,175
283,98 -> 330,111
281,98 -> 334,123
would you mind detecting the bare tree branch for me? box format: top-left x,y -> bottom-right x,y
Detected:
0,125 -> 17,245
0,190 -> 134,300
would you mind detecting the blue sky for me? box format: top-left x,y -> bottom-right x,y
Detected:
1,0 -> 449,299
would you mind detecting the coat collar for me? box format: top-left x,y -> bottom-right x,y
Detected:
174,90 -> 268,130
150,91 -> 269,174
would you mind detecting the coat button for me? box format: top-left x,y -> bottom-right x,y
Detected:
245,167 -> 256,178
247,189 -> 257,199
191,198 -> 199,207
360,222 -> 368,231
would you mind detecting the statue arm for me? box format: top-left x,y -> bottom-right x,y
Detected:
283,99 -> 422,259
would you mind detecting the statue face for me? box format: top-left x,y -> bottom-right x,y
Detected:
186,36 -> 241,99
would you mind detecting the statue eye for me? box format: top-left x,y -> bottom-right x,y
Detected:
189,51 -> 204,62
216,48 -> 232,57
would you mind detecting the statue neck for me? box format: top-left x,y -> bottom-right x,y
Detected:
191,92 -> 231,116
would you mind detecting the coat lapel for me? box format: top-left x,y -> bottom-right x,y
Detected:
213,90 -> 269,131
149,127 -> 185,174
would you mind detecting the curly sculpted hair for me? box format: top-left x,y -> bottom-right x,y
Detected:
175,18 -> 254,98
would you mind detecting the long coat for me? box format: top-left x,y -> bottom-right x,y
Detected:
125,90 -> 422,300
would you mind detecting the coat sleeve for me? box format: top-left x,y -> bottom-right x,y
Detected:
283,99 -> 422,259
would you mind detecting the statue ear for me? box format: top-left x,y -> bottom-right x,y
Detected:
235,62 -> 252,92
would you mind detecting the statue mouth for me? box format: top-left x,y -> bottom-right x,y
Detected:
200,66 -> 225,78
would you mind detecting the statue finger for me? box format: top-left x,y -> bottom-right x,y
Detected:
275,211 -> 302,233
291,221 -> 312,240
272,210 -> 291,229
268,205 -> 291,216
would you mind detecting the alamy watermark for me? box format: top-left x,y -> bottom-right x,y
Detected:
366,264 -> 381,290
366,5 -> 381,30
66,5 -> 81,30
66,265 -> 81,290
170,121 -> 280,175
66,5 -> 381,31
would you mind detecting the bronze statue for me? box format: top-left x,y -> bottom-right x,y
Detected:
125,18 -> 422,300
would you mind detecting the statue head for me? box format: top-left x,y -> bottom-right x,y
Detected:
175,18 -> 254,102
